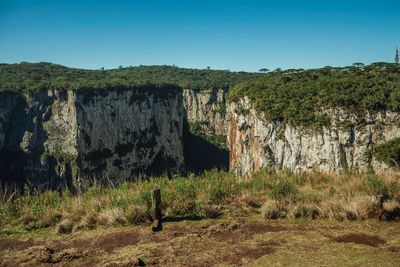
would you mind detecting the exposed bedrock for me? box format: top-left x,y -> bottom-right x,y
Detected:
182,88 -> 230,172
0,87 -> 184,189
183,88 -> 228,136
228,97 -> 400,176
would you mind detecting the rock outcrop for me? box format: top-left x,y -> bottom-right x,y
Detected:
183,88 -> 228,136
0,87 -> 184,189
228,97 -> 400,176
182,88 -> 230,172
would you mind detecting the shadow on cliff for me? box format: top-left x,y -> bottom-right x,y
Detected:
0,95 -> 35,186
0,93 -> 76,191
183,120 -> 229,173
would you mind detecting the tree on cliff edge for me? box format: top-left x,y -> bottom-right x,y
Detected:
258,68 -> 269,73
396,47 -> 399,65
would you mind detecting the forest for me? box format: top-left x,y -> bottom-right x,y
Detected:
0,62 -> 262,93
227,62 -> 400,128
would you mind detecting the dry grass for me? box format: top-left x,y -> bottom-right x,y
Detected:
2,216 -> 400,266
98,208 -> 127,227
261,200 -> 282,219
124,204 -> 150,225
1,170 -> 400,265
56,219 -> 74,234
383,199 -> 400,212
1,169 -> 400,236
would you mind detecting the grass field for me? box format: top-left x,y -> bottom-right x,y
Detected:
1,168 -> 400,266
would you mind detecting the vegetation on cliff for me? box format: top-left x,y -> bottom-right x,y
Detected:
0,62 -> 262,93
189,121 -> 228,150
371,138 -> 400,168
227,62 -> 400,128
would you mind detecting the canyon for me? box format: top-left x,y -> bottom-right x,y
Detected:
1,74 -> 399,189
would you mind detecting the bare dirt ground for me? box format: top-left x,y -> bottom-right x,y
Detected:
1,217 -> 400,266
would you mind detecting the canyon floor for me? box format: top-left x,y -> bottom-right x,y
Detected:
1,215 -> 399,267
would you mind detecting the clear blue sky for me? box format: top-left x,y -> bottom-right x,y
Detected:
0,0 -> 399,72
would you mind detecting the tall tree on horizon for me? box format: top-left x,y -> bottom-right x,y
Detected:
396,47 -> 399,65
258,68 -> 269,73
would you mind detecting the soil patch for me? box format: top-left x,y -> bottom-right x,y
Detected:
387,246 -> 400,253
51,231 -> 139,254
24,245 -> 85,264
197,221 -> 287,243
96,231 -> 139,253
333,233 -> 386,247
220,242 -> 276,265
198,220 -> 243,242
0,238 -> 36,251
245,222 -> 287,234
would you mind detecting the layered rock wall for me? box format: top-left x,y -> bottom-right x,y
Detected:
183,88 -> 228,135
0,87 -> 184,189
228,97 -> 400,176
0,90 -> 79,188
76,88 -> 184,183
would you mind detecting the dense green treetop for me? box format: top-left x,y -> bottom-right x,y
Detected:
0,62 -> 262,93
227,62 -> 400,128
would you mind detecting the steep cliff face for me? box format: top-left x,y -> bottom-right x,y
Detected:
183,88 -> 227,136
182,88 -> 230,172
76,88 -> 184,183
0,87 -> 184,189
0,90 -> 79,188
228,97 -> 400,176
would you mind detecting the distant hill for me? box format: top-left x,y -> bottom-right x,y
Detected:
0,62 -> 263,93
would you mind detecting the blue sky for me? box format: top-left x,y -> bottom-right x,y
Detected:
0,0 -> 399,72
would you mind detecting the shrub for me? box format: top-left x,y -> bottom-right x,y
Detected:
203,205 -> 223,219
56,219 -> 74,234
269,180 -> 298,201
371,138 -> 400,167
291,204 -> 319,219
261,200 -> 282,219
344,210 -> 358,221
20,214 -> 38,231
363,175 -> 389,199
208,183 -> 229,205
125,204 -> 150,225
82,185 -> 103,200
382,200 -> 400,220
81,212 -> 98,229
98,208 -> 127,226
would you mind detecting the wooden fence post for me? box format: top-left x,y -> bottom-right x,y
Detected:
151,187 -> 162,231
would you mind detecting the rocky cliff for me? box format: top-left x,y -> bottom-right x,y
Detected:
228,97 -> 400,176
183,88 -> 228,136
0,86 -> 184,189
182,88 -> 230,172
